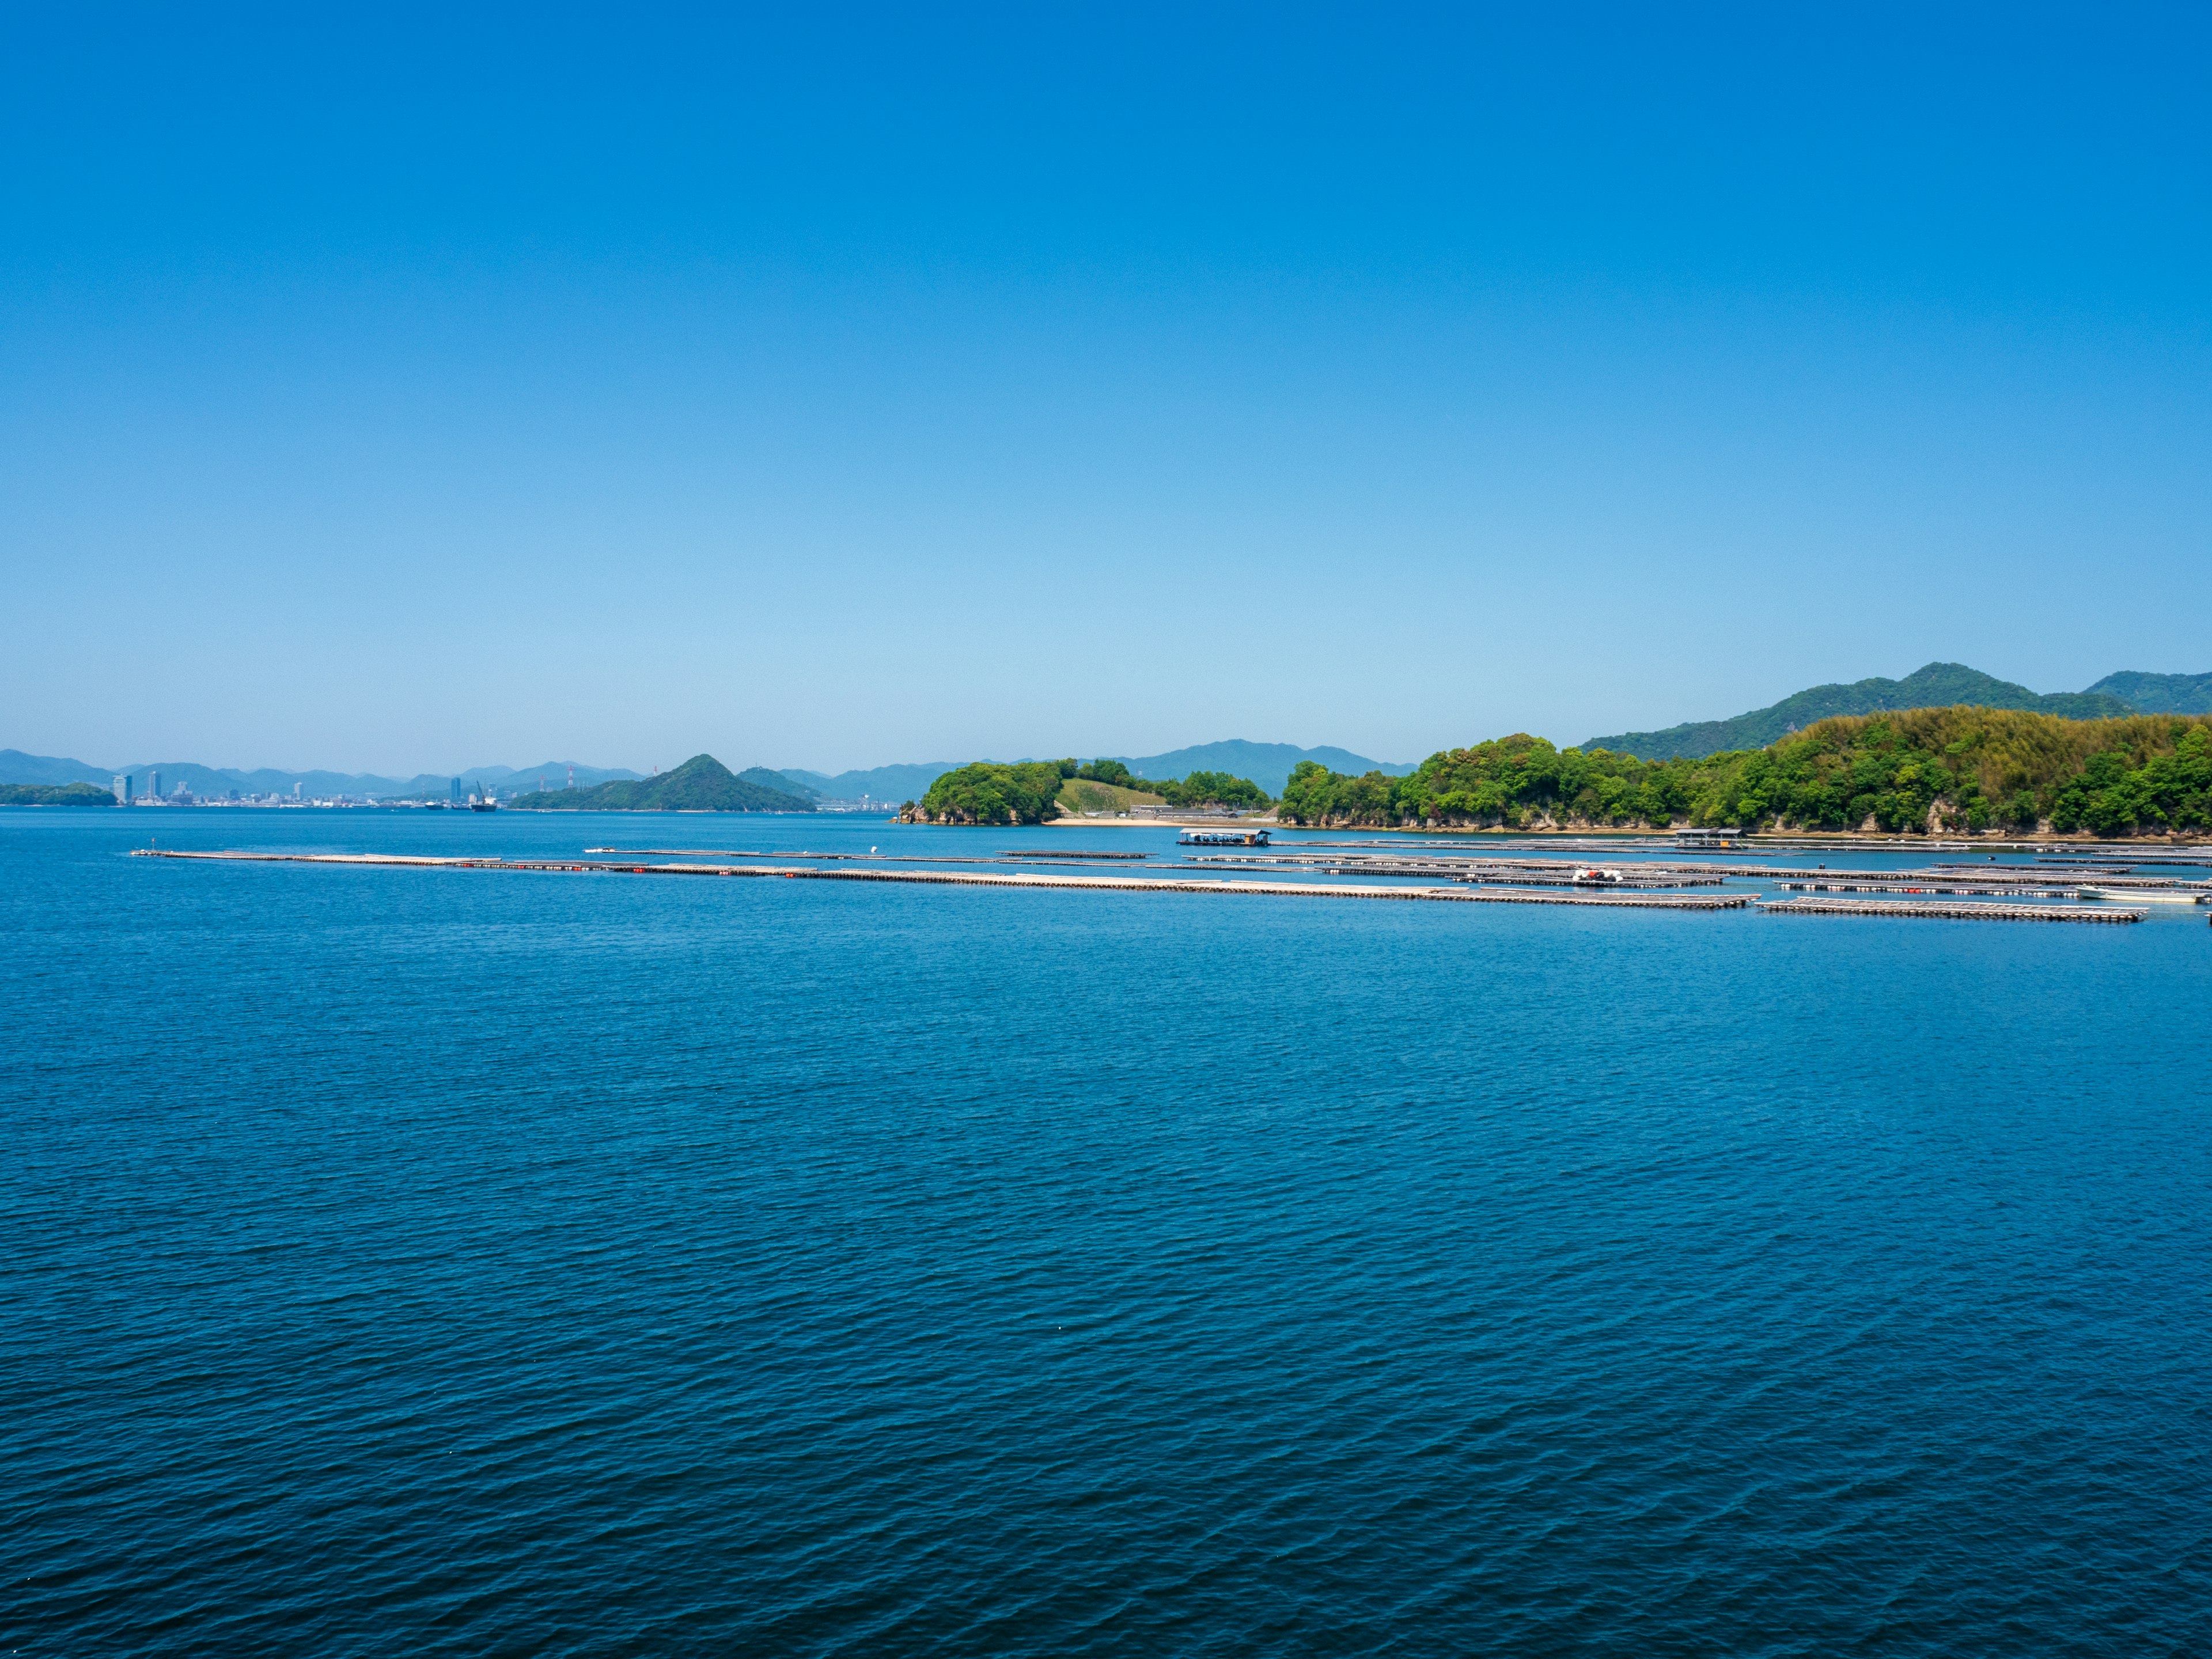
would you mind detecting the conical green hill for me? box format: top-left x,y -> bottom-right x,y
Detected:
510,753 -> 814,812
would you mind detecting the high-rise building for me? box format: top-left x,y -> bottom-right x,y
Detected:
293,781 -> 302,800
450,777 -> 463,804
147,770 -> 161,801
113,775 -> 130,805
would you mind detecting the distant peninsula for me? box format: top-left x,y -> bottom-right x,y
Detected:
509,754 -> 812,812
0,782 -> 116,806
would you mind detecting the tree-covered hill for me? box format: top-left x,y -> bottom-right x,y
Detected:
912,759 -> 1274,824
0,782 -> 116,806
912,762 -> 1068,824
1585,662 -> 2136,760
1279,709 -> 2212,836
2087,670 -> 2212,714
510,755 -> 813,812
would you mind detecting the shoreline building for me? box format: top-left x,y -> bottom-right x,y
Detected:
113,775 -> 130,805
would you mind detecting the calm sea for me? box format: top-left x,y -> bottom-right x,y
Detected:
6,809 -> 2210,1656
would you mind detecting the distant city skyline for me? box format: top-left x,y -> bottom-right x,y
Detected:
6,5 -> 2209,773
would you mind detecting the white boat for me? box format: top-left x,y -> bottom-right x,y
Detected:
2077,887 -> 2200,905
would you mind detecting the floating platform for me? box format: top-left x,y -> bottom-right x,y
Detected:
1773,880 -> 2082,899
1760,897 -> 2143,923
1003,849 -> 1150,860
130,850 -> 1747,910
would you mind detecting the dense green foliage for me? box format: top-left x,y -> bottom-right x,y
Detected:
918,762 -> 1069,824
1282,743 -> 1687,829
922,757 -> 1272,822
2047,727 -> 2212,834
1150,770 -> 1271,808
512,754 -> 812,812
1279,762 -> 1411,825
0,782 -> 116,806
1278,709 -> 2212,836
1736,710 -> 2212,834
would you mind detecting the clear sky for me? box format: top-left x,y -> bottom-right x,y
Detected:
6,2 -> 2208,775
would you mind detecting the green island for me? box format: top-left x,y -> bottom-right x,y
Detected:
0,782 -> 116,806
509,753 -> 813,812
907,759 -> 1275,824
1279,708 -> 2212,836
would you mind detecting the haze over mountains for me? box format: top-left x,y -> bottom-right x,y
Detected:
1107,742 -> 1414,797
0,752 -> 646,798
9,668 -> 2208,798
774,764 -> 963,804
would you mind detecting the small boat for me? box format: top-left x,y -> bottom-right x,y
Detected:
2078,886 -> 2198,905
1179,827 -> 1270,846
1571,866 -> 1625,885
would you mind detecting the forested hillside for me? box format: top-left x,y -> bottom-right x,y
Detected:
0,782 -> 116,806
2087,671 -> 2212,714
1279,709 -> 2212,836
1585,662 -> 2135,760
510,755 -> 812,812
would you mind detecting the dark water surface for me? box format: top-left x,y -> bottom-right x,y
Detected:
7,810 -> 2210,1656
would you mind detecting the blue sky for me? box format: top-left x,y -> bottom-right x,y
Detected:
6,2 -> 2207,774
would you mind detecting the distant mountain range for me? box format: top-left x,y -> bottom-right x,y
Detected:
2,741 -> 1412,802
774,764 -> 960,803
1584,663 -> 2212,760
19,674 -> 2206,801
1104,741 -> 1411,796
2085,671 -> 2212,714
741,767 -> 820,800
0,750 -> 645,797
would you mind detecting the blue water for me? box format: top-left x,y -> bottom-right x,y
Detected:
7,809 -> 2210,1655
